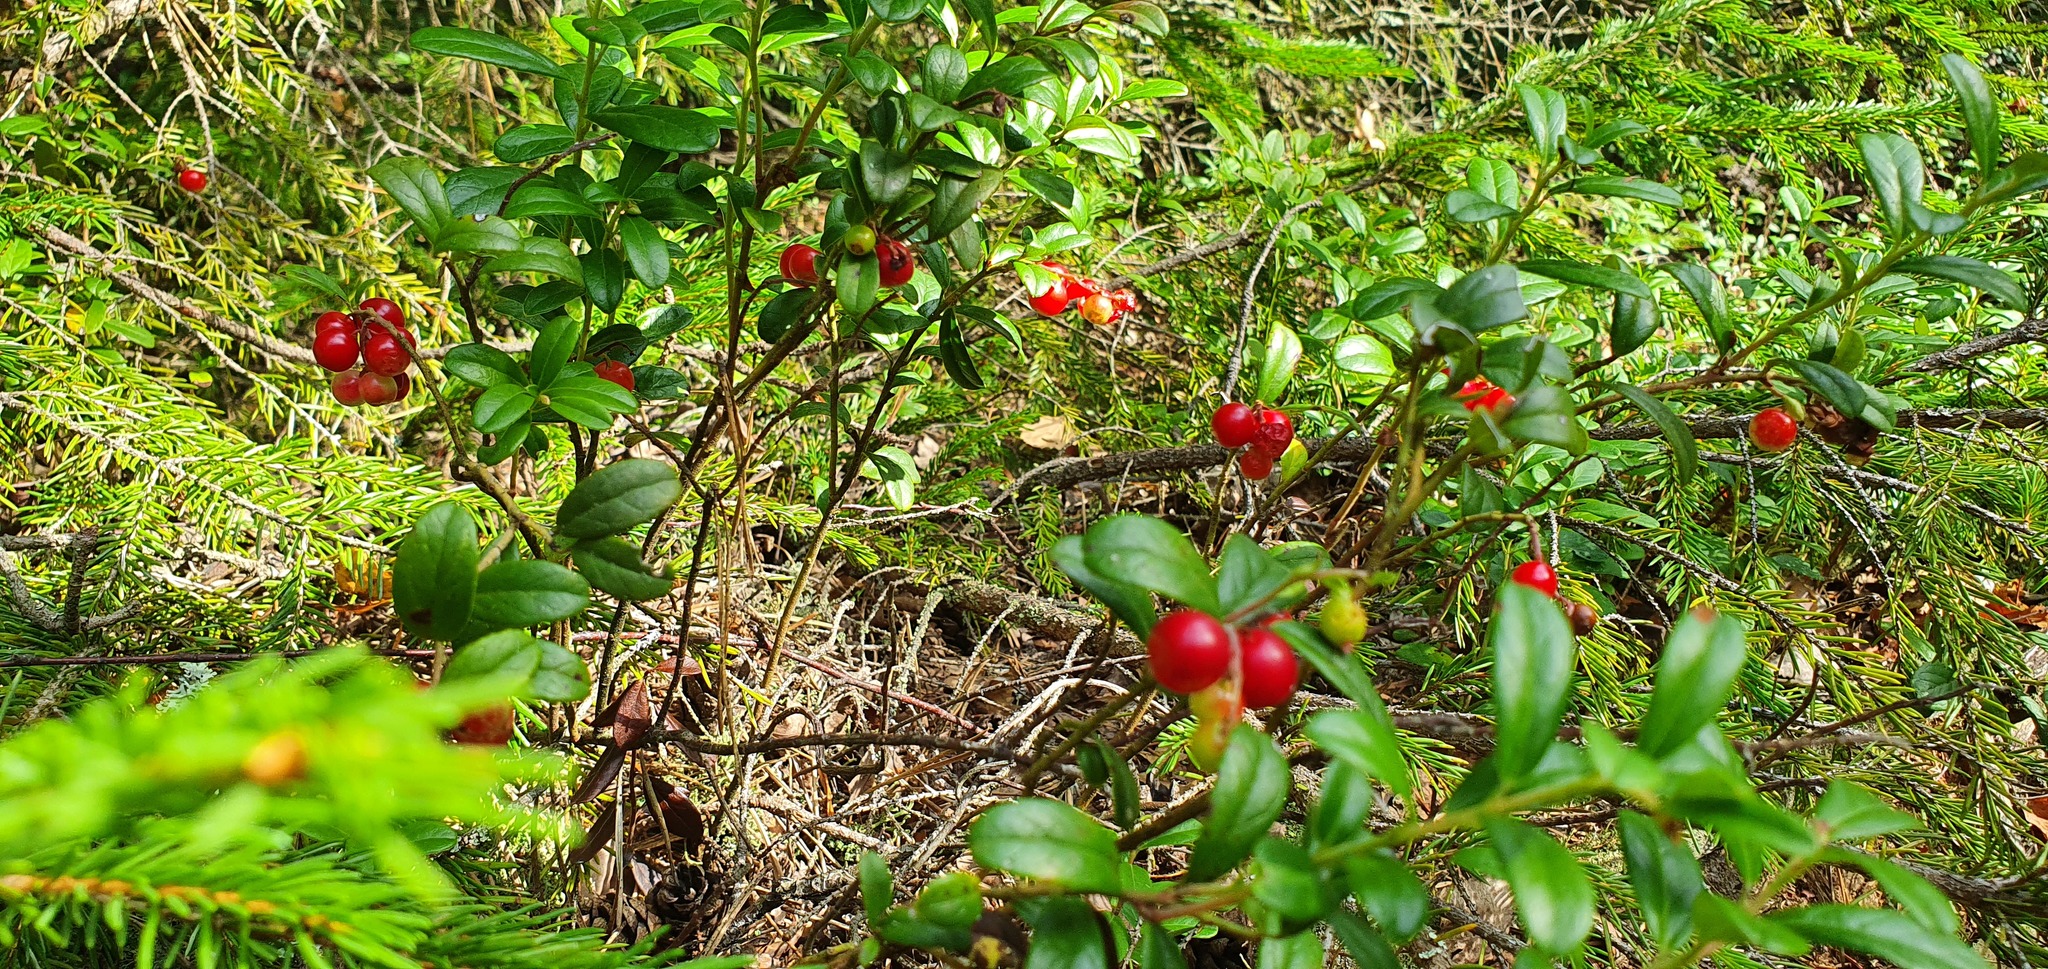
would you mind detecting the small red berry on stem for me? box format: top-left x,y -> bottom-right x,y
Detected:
1238,627 -> 1299,709
1110,289 -> 1137,314
1510,560 -> 1560,598
876,237 -> 916,287
314,311 -> 356,336
593,360 -> 636,392
1238,448 -> 1274,481
780,243 -> 822,286
1253,408 -> 1294,457
391,372 -> 412,403
357,372 -> 400,405
1030,280 -> 1073,317
361,328 -> 414,376
1749,408 -> 1798,452
1211,402 -> 1258,448
1066,276 -> 1101,301
330,370 -> 365,406
176,168 -> 208,193
1147,610 -> 1232,694
1079,292 -> 1117,326
357,297 -> 405,329
312,329 -> 361,373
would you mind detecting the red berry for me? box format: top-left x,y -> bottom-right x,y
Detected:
1066,276 -> 1101,301
358,372 -> 400,405
1455,377 -> 1495,408
312,328 -> 361,373
1510,560 -> 1560,598
1253,408 -> 1294,458
1749,408 -> 1797,452
1238,448 -> 1275,481
1147,610 -> 1232,694
1238,627 -> 1299,710
1079,292 -> 1117,326
1211,402 -> 1258,448
450,704 -> 515,745
1030,282 -> 1073,317
1189,678 -> 1244,725
391,372 -> 412,403
781,243 -> 822,285
1474,388 -> 1515,413
176,168 -> 208,193
876,237 -> 915,287
593,360 -> 636,392
330,370 -> 365,406
357,297 -> 405,329
314,311 -> 356,336
1110,289 -> 1137,313
1566,601 -> 1599,636
361,329 -> 413,376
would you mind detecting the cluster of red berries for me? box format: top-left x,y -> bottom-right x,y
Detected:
778,226 -> 918,289
1029,262 -> 1137,326
315,298 -> 417,406
1748,407 -> 1797,452
1454,375 -> 1514,413
1149,609 -> 1301,769
1210,402 -> 1295,481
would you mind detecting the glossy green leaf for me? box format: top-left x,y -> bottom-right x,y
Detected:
1894,255 -> 2028,309
1602,381 -> 1697,485
544,374 -> 638,429
1519,259 -> 1652,299
1517,84 -> 1567,156
1618,810 -> 1701,951
1561,175 -> 1682,207
494,124 -> 576,163
529,316 -> 579,389
1050,536 -> 1157,638
591,105 -> 723,153
1814,780 -> 1918,841
859,852 -> 892,924
1255,323 -> 1302,404
1020,897 -> 1111,969
1609,292 -> 1658,357
1772,906 -> 1989,969
1078,515 -> 1221,616
470,560 -> 590,627
1487,818 -> 1594,955
1437,265 -> 1528,331
394,503 -> 479,640
1187,726 -> 1291,881
411,27 -> 562,76
570,536 -> 673,601
556,458 -> 683,540
967,799 -> 1120,894
444,343 -> 525,389
1328,912 -> 1400,969
368,158 -> 451,235
1637,607 -> 1747,756
1857,133 -> 1925,237
473,384 -> 538,434
442,629 -> 542,687
532,640 -> 590,702
1346,850 -> 1430,942
618,217 -> 670,288
1489,583 -> 1576,784
1785,358 -> 1868,420
1306,709 -> 1412,800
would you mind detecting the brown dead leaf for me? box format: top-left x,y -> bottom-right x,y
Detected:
2028,796 -> 2048,841
616,679 -> 652,750
1019,415 -> 1079,451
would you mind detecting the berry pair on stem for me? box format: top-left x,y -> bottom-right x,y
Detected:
317,298 -> 416,406
1509,559 -> 1599,633
1150,609 -> 1300,770
1148,610 -> 1300,708
1029,261 -> 1137,326
779,229 -> 917,289
1210,402 -> 1294,480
